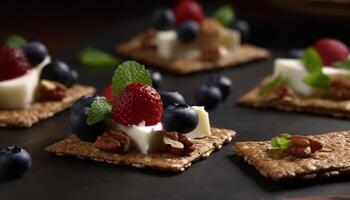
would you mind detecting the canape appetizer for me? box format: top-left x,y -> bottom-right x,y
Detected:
238,38 -> 350,118
116,0 -> 269,74
233,131 -> 350,181
0,40 -> 95,127
46,61 -> 236,172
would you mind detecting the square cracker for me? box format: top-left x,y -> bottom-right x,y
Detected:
116,32 -> 270,74
233,131 -> 350,181
238,76 -> 350,119
45,128 -> 236,172
0,85 -> 95,128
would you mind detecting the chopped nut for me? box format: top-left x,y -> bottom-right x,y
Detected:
329,79 -> 350,99
37,80 -> 66,101
201,18 -> 224,37
263,85 -> 293,102
200,46 -> 226,62
141,28 -> 157,48
94,131 -> 130,153
163,132 -> 195,156
285,135 -> 323,158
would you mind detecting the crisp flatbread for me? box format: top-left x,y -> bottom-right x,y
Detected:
233,130 -> 350,180
238,77 -> 350,119
45,128 -> 236,172
116,32 -> 270,74
0,85 -> 95,128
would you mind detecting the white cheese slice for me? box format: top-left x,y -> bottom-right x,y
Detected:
186,106 -> 211,139
0,56 -> 51,109
273,58 -> 350,96
155,29 -> 240,59
110,122 -> 165,154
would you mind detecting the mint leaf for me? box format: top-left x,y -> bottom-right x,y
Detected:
87,97 -> 112,125
271,134 -> 292,150
259,75 -> 286,96
79,47 -> 120,68
301,47 -> 323,73
112,61 -> 151,96
212,5 -> 235,27
5,34 -> 26,48
303,71 -> 330,89
333,60 -> 350,70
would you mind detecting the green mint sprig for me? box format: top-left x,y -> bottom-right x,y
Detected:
259,75 -> 286,96
87,97 -> 112,125
333,60 -> 350,70
212,5 -> 235,27
271,133 -> 292,150
79,47 -> 121,68
301,47 -> 330,89
112,61 -> 151,96
4,34 -> 26,48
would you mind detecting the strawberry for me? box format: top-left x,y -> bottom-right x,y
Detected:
102,84 -> 113,101
0,47 -> 32,81
313,38 -> 349,66
112,83 -> 163,126
174,0 -> 204,25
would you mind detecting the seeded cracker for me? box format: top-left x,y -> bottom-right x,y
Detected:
233,131 -> 350,181
45,128 -> 236,172
0,85 -> 95,128
238,76 -> 350,119
115,31 -> 270,74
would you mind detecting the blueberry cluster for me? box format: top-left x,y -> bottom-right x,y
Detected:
195,75 -> 232,110
21,41 -> 79,87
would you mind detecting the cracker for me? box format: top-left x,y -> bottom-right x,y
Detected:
0,85 -> 95,128
233,131 -> 350,181
238,77 -> 350,118
45,128 -> 236,172
116,31 -> 270,74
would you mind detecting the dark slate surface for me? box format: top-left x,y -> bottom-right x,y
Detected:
1,19 -> 349,200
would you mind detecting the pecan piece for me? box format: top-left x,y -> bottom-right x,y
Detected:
94,131 -> 130,153
200,46 -> 227,62
37,79 -> 66,101
163,132 -> 195,156
263,85 -> 293,102
201,18 -> 224,37
329,79 -> 350,99
285,135 -> 323,158
141,28 -> 157,48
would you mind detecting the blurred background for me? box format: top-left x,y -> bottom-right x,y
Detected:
1,0 -> 350,53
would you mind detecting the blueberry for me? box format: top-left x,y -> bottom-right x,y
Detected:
151,8 -> 175,30
68,69 -> 79,87
210,76 -> 232,100
287,49 -> 303,58
160,91 -> 185,109
151,71 -> 162,90
0,146 -> 31,179
70,99 -> 106,142
177,20 -> 199,42
21,41 -> 48,65
41,60 -> 72,87
71,96 -> 96,113
232,19 -> 250,42
162,104 -> 198,134
195,84 -> 222,110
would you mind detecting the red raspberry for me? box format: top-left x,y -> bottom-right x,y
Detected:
0,47 -> 32,81
102,84 -> 113,101
313,38 -> 349,66
112,83 -> 163,126
174,0 -> 204,25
